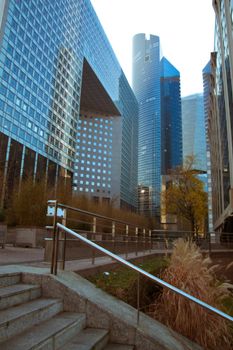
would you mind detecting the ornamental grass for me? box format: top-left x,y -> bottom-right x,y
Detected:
153,239 -> 233,350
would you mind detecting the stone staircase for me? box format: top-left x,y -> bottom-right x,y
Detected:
0,272 -> 133,350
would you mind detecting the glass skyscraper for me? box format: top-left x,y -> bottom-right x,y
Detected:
0,0 -> 138,210
182,93 -> 207,172
132,34 -> 161,216
132,34 -> 182,217
160,57 -> 182,175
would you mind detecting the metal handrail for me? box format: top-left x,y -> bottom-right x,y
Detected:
53,202 -> 148,229
54,222 -> 233,323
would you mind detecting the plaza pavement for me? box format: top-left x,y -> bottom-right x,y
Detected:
0,244 -> 171,274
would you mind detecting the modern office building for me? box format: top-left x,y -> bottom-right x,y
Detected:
0,0 -> 138,210
182,94 -> 207,172
75,112 -> 121,207
206,0 -> 233,232
202,59 -> 215,232
132,34 -> 161,216
132,34 -> 182,217
160,57 -> 182,175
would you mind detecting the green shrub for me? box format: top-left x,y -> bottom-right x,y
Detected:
88,257 -> 168,309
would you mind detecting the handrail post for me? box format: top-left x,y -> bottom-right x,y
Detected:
208,231 -> 212,255
165,231 -> 168,251
112,221 -> 115,254
125,224 -> 129,259
92,217 -> 96,265
54,225 -> 60,275
143,228 -> 146,256
62,208 -> 67,270
48,200 -> 58,275
135,227 -> 138,256
137,272 -> 140,325
149,230 -> 152,253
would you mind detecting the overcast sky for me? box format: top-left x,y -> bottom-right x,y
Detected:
91,0 -> 215,97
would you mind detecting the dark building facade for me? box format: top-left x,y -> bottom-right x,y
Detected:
0,0 -> 138,210
206,0 -> 233,231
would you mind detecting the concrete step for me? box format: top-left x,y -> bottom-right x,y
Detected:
0,272 -> 21,287
0,297 -> 63,343
64,328 -> 109,350
104,345 -> 134,350
1,312 -> 86,350
0,283 -> 41,310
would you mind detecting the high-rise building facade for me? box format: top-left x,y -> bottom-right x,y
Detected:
182,94 -> 207,172
160,57 -> 182,175
132,34 -> 182,217
208,0 -> 233,231
202,59 -> 215,232
75,112 -> 121,207
132,34 -> 161,216
0,0 -> 138,210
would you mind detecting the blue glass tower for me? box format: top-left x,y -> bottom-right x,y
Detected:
182,94 -> 207,172
0,0 -> 138,210
160,57 -> 182,174
132,34 -> 161,216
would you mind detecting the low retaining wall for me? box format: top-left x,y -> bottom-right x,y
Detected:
44,238 -> 153,262
6,227 -> 50,247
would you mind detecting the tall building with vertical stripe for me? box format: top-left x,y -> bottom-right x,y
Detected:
0,0 -> 138,210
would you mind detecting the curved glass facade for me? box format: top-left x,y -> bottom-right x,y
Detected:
0,0 -> 138,209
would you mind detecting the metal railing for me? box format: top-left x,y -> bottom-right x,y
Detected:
47,200 -> 154,263
51,221 -> 233,325
46,201 -> 233,263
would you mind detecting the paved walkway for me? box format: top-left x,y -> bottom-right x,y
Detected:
0,245 -> 232,279
0,244 -> 170,272
0,246 -> 44,265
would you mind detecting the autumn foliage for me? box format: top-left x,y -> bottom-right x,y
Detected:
5,176 -> 154,229
162,156 -> 208,235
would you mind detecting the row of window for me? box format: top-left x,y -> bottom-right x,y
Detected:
75,168 -> 111,174
74,173 -> 111,180
77,138 -> 111,146
76,150 -> 112,157
74,180 -> 111,187
79,119 -> 113,126
74,187 -> 111,194
76,158 -> 111,164
77,144 -> 112,151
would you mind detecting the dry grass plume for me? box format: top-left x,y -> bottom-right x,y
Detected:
154,239 -> 233,350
